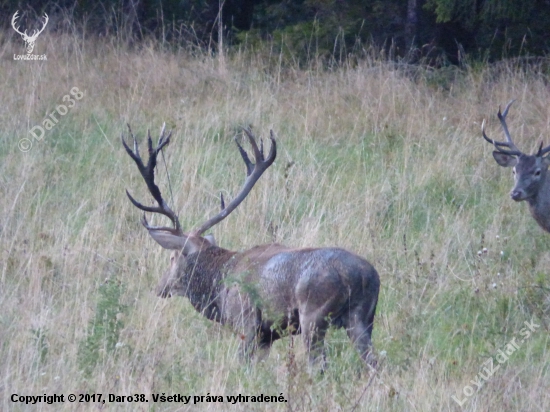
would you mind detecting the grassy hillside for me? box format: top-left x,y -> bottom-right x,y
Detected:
0,33 -> 549,411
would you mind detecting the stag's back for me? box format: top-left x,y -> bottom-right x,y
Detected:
232,245 -> 379,318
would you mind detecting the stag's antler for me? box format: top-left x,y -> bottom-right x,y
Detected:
123,126 -> 276,239
482,100 -> 550,157
122,124 -> 182,235
192,129 -> 276,236
537,137 -> 550,157
482,100 -> 522,156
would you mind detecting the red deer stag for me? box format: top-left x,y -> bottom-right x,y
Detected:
482,100 -> 550,232
122,125 -> 380,369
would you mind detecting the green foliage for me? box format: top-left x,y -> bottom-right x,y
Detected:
425,0 -> 535,25
238,0 -> 405,65
424,0 -> 550,58
77,279 -> 126,376
8,0 -> 550,63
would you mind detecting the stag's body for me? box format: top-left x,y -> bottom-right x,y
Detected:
482,100 -> 550,233
160,242 -> 379,361
122,125 -> 379,368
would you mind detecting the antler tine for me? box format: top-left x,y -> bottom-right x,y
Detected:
259,136 -> 264,158
537,140 -> 550,157
482,100 -> 522,156
125,123 -> 140,160
243,128 -> 264,162
192,128 -> 277,237
497,100 -> 518,147
122,125 -> 181,234
160,122 -> 167,140
234,135 -> 254,176
138,214 -> 181,235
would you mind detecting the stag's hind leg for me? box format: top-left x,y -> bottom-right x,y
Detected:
239,327 -> 273,363
299,312 -> 329,371
346,303 -> 377,367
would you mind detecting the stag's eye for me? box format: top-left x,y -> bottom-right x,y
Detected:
512,168 -> 516,175
535,169 -> 541,176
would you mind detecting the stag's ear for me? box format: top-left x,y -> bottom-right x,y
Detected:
204,234 -> 217,246
492,151 -> 517,168
147,230 -> 188,250
147,230 -> 210,255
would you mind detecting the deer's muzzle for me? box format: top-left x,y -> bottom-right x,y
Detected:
510,189 -> 526,201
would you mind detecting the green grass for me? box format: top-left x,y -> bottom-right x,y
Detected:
0,33 -> 549,411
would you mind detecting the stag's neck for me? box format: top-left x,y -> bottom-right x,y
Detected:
182,246 -> 237,321
527,177 -> 550,233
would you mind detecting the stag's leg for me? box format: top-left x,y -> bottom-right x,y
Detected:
251,321 -> 281,363
299,313 -> 329,371
297,292 -> 349,372
224,289 -> 262,361
238,326 -> 275,363
346,303 -> 377,368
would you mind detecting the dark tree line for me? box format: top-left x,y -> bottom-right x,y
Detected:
5,0 -> 550,62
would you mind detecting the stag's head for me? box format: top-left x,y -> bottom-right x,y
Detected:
482,100 -> 550,202
12,11 -> 49,54
122,124 -> 276,296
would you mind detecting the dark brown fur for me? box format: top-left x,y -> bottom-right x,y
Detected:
157,239 -> 380,367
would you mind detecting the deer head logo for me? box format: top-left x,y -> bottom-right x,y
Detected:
12,11 -> 49,55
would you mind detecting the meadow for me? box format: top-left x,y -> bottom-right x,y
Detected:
0,31 -> 549,411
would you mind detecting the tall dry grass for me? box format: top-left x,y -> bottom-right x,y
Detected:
0,30 -> 549,411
